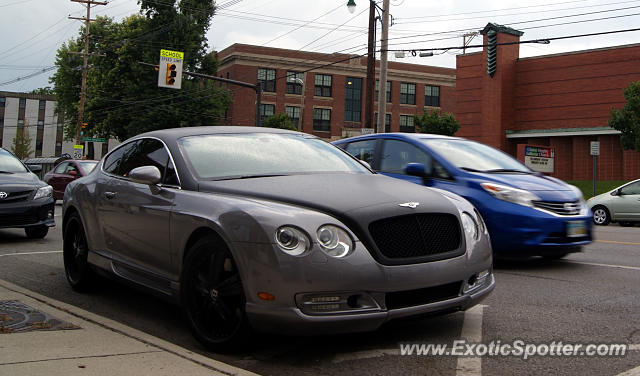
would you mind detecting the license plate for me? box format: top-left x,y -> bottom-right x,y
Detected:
566,221 -> 587,237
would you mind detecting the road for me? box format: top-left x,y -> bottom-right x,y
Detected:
0,204 -> 638,376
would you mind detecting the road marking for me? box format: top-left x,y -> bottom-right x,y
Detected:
596,240 -> 640,246
0,251 -> 62,257
617,365 -> 640,376
630,344 -> 640,351
562,260 -> 640,271
456,304 -> 485,376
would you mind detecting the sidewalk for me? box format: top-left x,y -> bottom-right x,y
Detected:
0,279 -> 259,376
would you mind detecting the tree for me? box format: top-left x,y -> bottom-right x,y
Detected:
609,81 -> 640,152
263,113 -> 298,131
31,87 -> 55,95
12,122 -> 34,160
414,110 -> 460,136
51,0 -> 232,142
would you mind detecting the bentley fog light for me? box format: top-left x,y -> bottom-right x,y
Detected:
316,225 -> 353,258
275,226 -> 310,256
34,185 -> 53,200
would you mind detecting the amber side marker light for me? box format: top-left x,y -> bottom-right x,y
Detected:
258,292 -> 275,301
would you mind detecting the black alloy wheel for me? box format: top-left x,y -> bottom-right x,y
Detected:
182,235 -> 249,350
63,213 -> 95,291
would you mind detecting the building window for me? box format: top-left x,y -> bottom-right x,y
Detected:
376,80 -> 391,102
257,68 -> 276,92
18,119 -> 24,127
285,71 -> 304,95
0,97 -> 5,107
313,108 -> 331,132
400,83 -> 416,105
375,113 -> 391,133
19,98 -> 26,108
39,100 -> 46,110
399,115 -> 415,133
344,77 -> 362,123
425,85 -> 440,107
285,106 -> 301,128
36,120 -> 44,157
259,103 -> 275,125
314,74 -> 332,97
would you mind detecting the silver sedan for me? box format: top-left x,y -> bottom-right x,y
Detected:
62,126 -> 494,350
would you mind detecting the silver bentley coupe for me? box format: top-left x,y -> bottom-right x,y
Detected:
62,126 -> 494,350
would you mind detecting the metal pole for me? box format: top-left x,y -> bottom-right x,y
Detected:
593,155 -> 597,197
365,2 -> 376,132
376,0 -> 390,133
255,82 -> 262,127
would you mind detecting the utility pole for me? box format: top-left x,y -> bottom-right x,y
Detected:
69,0 -> 106,156
364,2 -> 376,132
462,32 -> 478,54
376,0 -> 390,133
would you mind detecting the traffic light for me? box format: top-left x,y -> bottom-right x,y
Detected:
81,122 -> 87,136
486,30 -> 497,77
166,63 -> 177,86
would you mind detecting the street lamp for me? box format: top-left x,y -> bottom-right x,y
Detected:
347,0 -> 356,13
289,76 -> 305,131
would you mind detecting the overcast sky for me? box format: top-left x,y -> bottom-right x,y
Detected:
1,0 -> 639,92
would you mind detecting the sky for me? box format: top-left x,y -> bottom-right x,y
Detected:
1,0 -> 640,92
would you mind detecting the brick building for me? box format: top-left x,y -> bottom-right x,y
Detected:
216,44 -> 455,139
456,23 -> 640,181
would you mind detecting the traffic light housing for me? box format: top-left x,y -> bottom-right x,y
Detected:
166,63 -> 177,85
486,30 -> 497,77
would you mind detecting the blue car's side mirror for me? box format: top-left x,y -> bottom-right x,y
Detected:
406,162 -> 433,178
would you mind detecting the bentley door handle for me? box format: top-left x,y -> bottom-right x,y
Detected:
104,191 -> 117,199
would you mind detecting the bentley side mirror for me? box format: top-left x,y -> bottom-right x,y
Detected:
128,166 -> 162,186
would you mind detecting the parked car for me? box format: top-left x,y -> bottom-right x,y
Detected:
333,133 -> 593,259
62,126 -> 494,350
44,159 -> 99,200
0,147 -> 55,238
587,179 -> 640,226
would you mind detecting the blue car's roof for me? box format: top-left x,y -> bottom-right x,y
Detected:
333,133 -> 464,143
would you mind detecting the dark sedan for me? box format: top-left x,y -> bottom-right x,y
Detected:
0,148 -> 55,238
62,127 -> 494,350
44,159 -> 98,200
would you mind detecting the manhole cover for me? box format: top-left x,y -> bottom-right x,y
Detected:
0,300 -> 80,333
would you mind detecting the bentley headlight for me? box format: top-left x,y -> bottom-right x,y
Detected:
481,182 -> 539,207
34,185 -> 53,200
316,225 -> 353,258
461,212 -> 479,241
275,226 -> 310,256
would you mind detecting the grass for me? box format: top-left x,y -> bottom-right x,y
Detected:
565,180 -> 627,199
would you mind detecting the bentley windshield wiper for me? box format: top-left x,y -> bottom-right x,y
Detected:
216,174 -> 288,181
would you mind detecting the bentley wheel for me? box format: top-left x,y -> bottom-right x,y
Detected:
182,235 -> 250,351
592,206 -> 610,226
25,225 -> 48,239
63,213 -> 95,291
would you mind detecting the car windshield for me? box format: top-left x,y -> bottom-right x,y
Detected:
179,133 -> 370,180
0,149 -> 28,173
78,161 -> 98,173
422,138 -> 531,173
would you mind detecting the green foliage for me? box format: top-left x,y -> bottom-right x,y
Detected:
414,110 -> 460,136
30,87 -> 55,95
11,126 -> 33,160
609,81 -> 640,152
566,180 -> 628,199
51,1 -> 231,142
262,113 -> 298,131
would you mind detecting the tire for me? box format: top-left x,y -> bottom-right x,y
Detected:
181,235 -> 250,351
592,206 -> 610,226
63,213 -> 95,292
25,225 -> 48,239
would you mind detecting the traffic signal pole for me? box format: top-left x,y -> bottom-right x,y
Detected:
139,62 -> 263,126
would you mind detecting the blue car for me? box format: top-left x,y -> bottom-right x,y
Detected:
334,133 -> 592,259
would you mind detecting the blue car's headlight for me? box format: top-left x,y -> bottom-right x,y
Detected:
34,185 -> 53,200
481,182 -> 539,207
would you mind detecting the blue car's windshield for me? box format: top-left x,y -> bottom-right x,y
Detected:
179,133 -> 370,180
422,139 -> 531,173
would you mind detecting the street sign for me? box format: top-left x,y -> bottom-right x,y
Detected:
590,141 -> 600,156
158,49 -> 184,89
73,144 -> 84,160
81,137 -> 106,143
